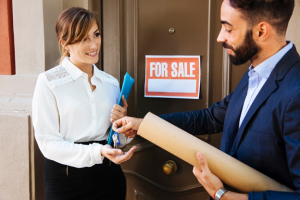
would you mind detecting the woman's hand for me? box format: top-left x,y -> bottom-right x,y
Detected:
101,144 -> 136,164
113,117 -> 143,138
110,95 -> 128,123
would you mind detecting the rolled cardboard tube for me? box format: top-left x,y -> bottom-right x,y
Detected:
137,112 -> 293,193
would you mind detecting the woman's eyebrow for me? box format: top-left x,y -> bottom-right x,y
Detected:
94,29 -> 100,33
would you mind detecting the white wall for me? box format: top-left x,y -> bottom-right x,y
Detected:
287,1 -> 300,49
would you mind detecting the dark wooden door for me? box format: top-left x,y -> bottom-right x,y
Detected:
102,0 -> 249,199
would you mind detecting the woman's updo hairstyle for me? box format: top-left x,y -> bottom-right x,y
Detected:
56,7 -> 99,63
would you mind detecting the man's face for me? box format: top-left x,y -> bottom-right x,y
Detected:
217,0 -> 259,65
223,29 -> 259,65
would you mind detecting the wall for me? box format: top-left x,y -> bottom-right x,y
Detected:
287,0 -> 300,49
0,0 -> 15,75
0,114 -> 32,200
43,0 -> 63,71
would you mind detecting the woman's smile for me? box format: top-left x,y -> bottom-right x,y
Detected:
86,50 -> 98,57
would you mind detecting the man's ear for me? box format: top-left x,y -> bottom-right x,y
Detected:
253,22 -> 270,42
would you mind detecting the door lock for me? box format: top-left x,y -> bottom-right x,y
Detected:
169,28 -> 175,34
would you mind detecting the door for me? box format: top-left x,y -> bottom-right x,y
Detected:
102,0 -> 249,199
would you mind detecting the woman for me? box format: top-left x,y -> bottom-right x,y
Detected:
32,7 -> 136,199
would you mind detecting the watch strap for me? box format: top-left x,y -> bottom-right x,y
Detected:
214,187 -> 228,200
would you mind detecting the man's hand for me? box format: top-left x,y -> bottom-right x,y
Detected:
193,152 -> 224,198
113,117 -> 143,138
110,95 -> 128,123
101,144 -> 136,164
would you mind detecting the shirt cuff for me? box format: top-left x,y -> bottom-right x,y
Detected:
92,143 -> 104,164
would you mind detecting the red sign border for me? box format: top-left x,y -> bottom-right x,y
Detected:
144,55 -> 201,99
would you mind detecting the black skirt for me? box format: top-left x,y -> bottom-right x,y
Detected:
43,143 -> 126,200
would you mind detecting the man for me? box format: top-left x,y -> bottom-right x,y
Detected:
113,0 -> 300,199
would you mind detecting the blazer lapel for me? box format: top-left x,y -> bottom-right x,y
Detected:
229,79 -> 278,156
220,72 -> 248,154
229,45 -> 300,156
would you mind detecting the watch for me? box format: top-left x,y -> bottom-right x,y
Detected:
214,187 -> 228,200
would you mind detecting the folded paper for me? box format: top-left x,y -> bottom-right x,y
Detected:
137,112 -> 293,193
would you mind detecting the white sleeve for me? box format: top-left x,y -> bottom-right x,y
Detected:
32,74 -> 104,168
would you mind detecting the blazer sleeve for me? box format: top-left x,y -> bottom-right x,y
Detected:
249,88 -> 300,199
159,93 -> 232,135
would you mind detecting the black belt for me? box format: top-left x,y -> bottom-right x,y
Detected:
44,140 -> 115,177
74,140 -> 107,145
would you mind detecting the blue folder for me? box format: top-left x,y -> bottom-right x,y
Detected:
107,72 -> 135,145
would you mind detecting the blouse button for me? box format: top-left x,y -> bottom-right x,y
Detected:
93,117 -> 95,120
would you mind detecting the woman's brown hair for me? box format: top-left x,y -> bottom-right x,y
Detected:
56,7 -> 99,63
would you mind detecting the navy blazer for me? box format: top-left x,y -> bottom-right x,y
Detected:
160,45 -> 300,199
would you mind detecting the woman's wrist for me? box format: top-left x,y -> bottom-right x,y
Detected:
100,144 -> 107,157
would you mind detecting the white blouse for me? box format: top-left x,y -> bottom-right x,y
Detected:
32,57 -> 131,168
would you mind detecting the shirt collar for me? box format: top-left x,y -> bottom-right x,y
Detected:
250,41 -> 293,79
62,57 -> 100,80
62,57 -> 84,80
93,65 -> 103,80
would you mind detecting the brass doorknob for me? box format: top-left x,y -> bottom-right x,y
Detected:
162,160 -> 177,175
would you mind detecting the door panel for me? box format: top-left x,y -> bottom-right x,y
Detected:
102,0 -> 247,199
132,1 -> 211,198
137,0 -> 209,116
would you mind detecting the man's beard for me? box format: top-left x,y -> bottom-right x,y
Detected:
223,30 -> 259,65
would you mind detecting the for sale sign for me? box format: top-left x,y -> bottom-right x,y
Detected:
145,55 -> 201,99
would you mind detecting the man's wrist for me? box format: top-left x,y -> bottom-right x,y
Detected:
214,187 -> 228,200
220,191 -> 248,200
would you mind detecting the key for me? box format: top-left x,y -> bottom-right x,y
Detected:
110,133 -> 119,167
113,133 -> 118,148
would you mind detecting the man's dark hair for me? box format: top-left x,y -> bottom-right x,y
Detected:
229,0 -> 294,35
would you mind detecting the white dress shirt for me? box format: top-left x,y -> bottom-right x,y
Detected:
32,57 -> 131,168
239,41 -> 293,127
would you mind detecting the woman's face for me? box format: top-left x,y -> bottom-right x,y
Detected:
66,21 -> 101,69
